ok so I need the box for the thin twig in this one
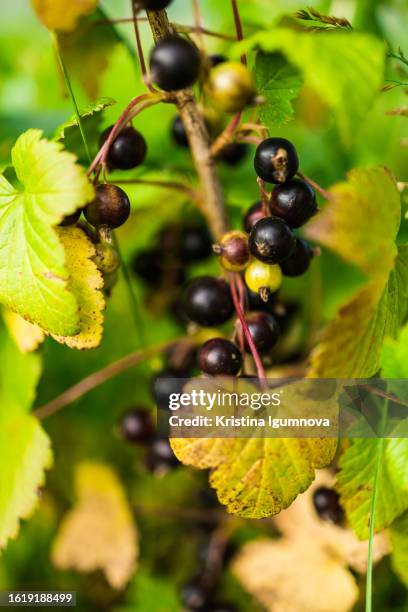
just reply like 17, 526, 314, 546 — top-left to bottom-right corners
211, 112, 242, 157
113, 178, 198, 201
192, 0, 205, 50
91, 17, 236, 40
297, 171, 333, 201
231, 0, 246, 65
34, 339, 180, 420
257, 177, 270, 216
131, 1, 156, 92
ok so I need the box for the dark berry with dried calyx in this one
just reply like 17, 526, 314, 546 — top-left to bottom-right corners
242, 312, 280, 353
149, 35, 201, 91
145, 437, 179, 473
249, 217, 296, 264
280, 238, 315, 277
171, 115, 189, 147
213, 230, 250, 272
59, 209, 82, 227
139, 0, 172, 9
220, 142, 248, 166
198, 338, 242, 376
254, 137, 299, 184
100, 125, 147, 170
246, 287, 277, 312
119, 408, 155, 444
84, 184, 131, 229
271, 178, 317, 228
180, 225, 212, 263
243, 201, 265, 233
184, 276, 234, 327
313, 487, 344, 525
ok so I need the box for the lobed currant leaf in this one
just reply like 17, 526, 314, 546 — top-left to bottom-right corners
3, 309, 45, 354
31, 0, 97, 32
0, 129, 94, 337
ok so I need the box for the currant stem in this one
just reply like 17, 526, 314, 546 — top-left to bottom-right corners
113, 178, 198, 201
257, 177, 270, 216
229, 273, 267, 384
231, 0, 247, 65
211, 112, 242, 157
297, 171, 333, 201
131, 1, 156, 92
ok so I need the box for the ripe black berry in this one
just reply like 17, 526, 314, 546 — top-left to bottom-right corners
271, 179, 317, 228
180, 225, 212, 263
249, 217, 296, 264
242, 201, 265, 233
280, 238, 314, 277
60, 209, 82, 226
171, 115, 189, 147
198, 338, 242, 376
84, 184, 131, 229
119, 408, 155, 444
209, 54, 227, 67
207, 61, 256, 113
246, 287, 277, 312
242, 312, 280, 353
100, 125, 147, 170
151, 368, 185, 409
220, 142, 248, 166
131, 249, 163, 285
254, 137, 299, 184
139, 0, 172, 9
184, 276, 234, 327
313, 487, 344, 524
149, 36, 201, 91
213, 230, 250, 272
145, 437, 179, 473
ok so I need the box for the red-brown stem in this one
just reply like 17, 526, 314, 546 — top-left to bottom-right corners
236, 274, 246, 364
92, 18, 235, 40
231, 0, 246, 65
257, 177, 270, 216
131, 1, 156, 92
211, 112, 242, 156
297, 171, 333, 201
113, 178, 198, 201
192, 0, 205, 49
229, 273, 267, 384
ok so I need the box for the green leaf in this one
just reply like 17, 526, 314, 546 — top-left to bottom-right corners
381, 323, 408, 377
0, 327, 52, 552
337, 435, 408, 539
238, 28, 385, 143
55, 97, 116, 164
0, 129, 94, 336
255, 52, 302, 127
389, 512, 408, 586
117, 570, 180, 612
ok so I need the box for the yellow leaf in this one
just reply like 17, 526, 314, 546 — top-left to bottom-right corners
52, 227, 105, 350
3, 309, 45, 353
31, 0, 97, 32
52, 462, 138, 589
232, 470, 389, 612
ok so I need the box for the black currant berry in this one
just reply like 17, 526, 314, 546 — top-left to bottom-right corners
184, 276, 234, 327
213, 230, 250, 272
84, 184, 131, 229
131, 249, 163, 285
149, 36, 201, 91
59, 209, 82, 227
151, 368, 185, 409
180, 225, 212, 263
243, 201, 265, 233
119, 408, 155, 444
209, 54, 227, 67
313, 487, 344, 525
171, 115, 189, 147
280, 238, 314, 277
243, 312, 280, 353
246, 287, 276, 312
181, 581, 208, 610
220, 142, 248, 166
100, 125, 147, 170
198, 338, 242, 376
271, 179, 317, 228
145, 437, 179, 473
254, 137, 299, 184
139, 0, 172, 9
249, 217, 296, 264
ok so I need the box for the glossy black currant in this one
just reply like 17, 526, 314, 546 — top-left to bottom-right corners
149, 36, 201, 91
249, 217, 296, 264
271, 178, 317, 228
100, 125, 147, 170
244, 312, 280, 353
313, 486, 344, 524
243, 201, 265, 233
180, 225, 212, 262
145, 437, 179, 472
198, 338, 242, 376
246, 287, 277, 312
184, 276, 234, 327
254, 137, 299, 184
119, 408, 155, 444
280, 238, 314, 277
220, 142, 248, 166
84, 184, 131, 228
171, 115, 189, 147
139, 0, 172, 9
131, 249, 163, 285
